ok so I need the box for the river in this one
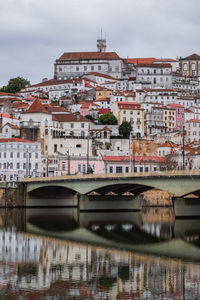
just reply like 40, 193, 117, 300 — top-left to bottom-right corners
0, 207, 200, 299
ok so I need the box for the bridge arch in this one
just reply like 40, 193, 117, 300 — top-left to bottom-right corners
26, 185, 78, 207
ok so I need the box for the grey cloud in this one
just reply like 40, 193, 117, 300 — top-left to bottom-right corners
0, 0, 200, 86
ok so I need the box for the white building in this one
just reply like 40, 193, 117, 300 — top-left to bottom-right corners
136, 63, 172, 88
186, 119, 200, 143
0, 138, 41, 181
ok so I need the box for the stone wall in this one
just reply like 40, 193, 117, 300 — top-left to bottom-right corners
142, 190, 173, 206
0, 187, 18, 207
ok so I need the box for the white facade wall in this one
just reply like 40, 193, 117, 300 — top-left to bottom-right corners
20, 112, 53, 138
45, 137, 93, 157
137, 66, 172, 88
56, 59, 123, 79
0, 141, 41, 181
186, 120, 200, 143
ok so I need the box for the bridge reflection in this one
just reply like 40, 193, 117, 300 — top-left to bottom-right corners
0, 224, 200, 299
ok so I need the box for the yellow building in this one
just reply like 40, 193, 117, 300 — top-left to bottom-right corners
110, 101, 145, 137
96, 87, 112, 100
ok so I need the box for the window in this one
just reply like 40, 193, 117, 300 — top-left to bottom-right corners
81, 131, 85, 137
140, 166, 143, 172
98, 65, 101, 71
62, 162, 65, 170
126, 167, 129, 173
70, 123, 74, 128
4, 163, 6, 169
78, 164, 81, 173
91, 66, 94, 71
17, 163, 20, 169
84, 66, 87, 71
10, 163, 13, 169
116, 166, 122, 173
109, 166, 113, 173
23, 163, 26, 169
35, 153, 38, 159
76, 66, 79, 71
81, 123, 85, 128
10, 152, 13, 158
4, 152, 6, 158
83, 164, 86, 173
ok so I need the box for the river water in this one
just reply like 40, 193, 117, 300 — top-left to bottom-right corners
0, 207, 200, 299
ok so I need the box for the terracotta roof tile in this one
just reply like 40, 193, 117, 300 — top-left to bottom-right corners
4, 122, 19, 129
58, 52, 120, 61
0, 138, 34, 143
52, 113, 91, 123
125, 58, 156, 64
25, 99, 50, 114
181, 53, 200, 60
102, 155, 165, 162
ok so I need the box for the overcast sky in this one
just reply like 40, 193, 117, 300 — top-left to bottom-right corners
0, 0, 199, 86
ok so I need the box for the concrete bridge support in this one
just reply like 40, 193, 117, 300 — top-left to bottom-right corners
79, 194, 143, 211
173, 197, 200, 217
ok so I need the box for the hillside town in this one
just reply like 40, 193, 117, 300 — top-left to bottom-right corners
1, 39, 200, 182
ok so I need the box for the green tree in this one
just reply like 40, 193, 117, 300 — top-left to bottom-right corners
85, 114, 95, 121
1, 76, 30, 93
98, 113, 117, 125
119, 121, 132, 138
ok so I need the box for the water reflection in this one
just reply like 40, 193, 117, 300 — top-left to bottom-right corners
0, 208, 200, 299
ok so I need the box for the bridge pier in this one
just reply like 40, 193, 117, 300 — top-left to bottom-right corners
79, 194, 143, 211
173, 197, 200, 217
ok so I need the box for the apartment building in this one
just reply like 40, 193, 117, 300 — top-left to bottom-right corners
0, 138, 41, 181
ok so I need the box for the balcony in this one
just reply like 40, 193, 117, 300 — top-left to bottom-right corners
20, 121, 40, 128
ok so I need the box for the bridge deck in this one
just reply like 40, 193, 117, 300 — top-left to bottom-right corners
23, 170, 200, 183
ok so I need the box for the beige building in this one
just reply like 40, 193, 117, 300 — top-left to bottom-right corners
110, 102, 145, 137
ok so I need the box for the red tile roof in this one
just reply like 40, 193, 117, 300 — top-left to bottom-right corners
25, 99, 50, 114
4, 122, 19, 129
167, 103, 184, 108
187, 119, 200, 123
117, 102, 141, 109
58, 52, 120, 61
0, 113, 18, 120
52, 113, 91, 123
102, 155, 165, 162
0, 138, 34, 143
0, 92, 20, 97
84, 72, 117, 80
125, 58, 156, 64
30, 78, 83, 88
137, 63, 172, 68
98, 108, 111, 114
181, 53, 200, 60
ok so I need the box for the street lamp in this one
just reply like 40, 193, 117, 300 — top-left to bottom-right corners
182, 125, 185, 170
133, 133, 136, 172
67, 150, 70, 175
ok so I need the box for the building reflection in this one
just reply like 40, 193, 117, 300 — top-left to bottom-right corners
0, 227, 200, 299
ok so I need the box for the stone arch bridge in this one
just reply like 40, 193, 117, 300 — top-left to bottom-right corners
21, 170, 200, 216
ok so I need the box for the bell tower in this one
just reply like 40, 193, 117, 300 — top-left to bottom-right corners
97, 30, 106, 52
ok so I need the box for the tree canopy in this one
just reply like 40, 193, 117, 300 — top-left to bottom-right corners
98, 113, 117, 125
119, 121, 132, 138
0, 76, 30, 93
